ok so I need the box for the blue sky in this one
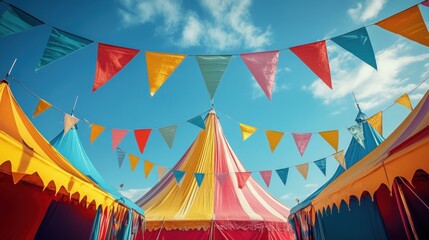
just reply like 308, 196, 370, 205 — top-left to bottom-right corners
1, 0, 428, 208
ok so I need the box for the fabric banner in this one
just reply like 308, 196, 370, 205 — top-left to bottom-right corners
236, 172, 251, 189
159, 125, 177, 148
128, 154, 140, 171
64, 114, 79, 135
333, 150, 346, 169
348, 124, 365, 148
173, 170, 186, 185
331, 27, 377, 70
240, 50, 279, 100
292, 133, 312, 156
187, 115, 206, 129
0, 5, 43, 37
33, 99, 51, 117
265, 130, 284, 152
319, 130, 339, 151
146, 52, 186, 96
196, 55, 232, 99
37, 28, 93, 70
376, 6, 429, 47
240, 123, 257, 141
144, 160, 154, 178
90, 123, 105, 143
276, 168, 289, 185
216, 173, 229, 186
93, 43, 139, 92
290, 40, 332, 89
117, 148, 126, 168
296, 163, 309, 180
314, 158, 327, 176
395, 93, 413, 110
194, 173, 205, 187
367, 111, 383, 136
134, 129, 152, 154
112, 129, 128, 150
259, 170, 272, 187
422, 0, 429, 7
157, 166, 167, 180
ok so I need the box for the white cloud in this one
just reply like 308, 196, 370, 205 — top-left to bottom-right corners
348, 0, 387, 23
305, 183, 319, 188
180, 14, 203, 47
281, 193, 293, 200
120, 188, 150, 201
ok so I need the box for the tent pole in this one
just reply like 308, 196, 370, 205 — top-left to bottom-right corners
396, 178, 419, 239
71, 96, 79, 115
209, 219, 214, 240
155, 219, 165, 240
393, 179, 417, 240
402, 179, 429, 211
5, 58, 17, 79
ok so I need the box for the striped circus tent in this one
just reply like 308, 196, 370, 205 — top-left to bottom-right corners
136, 110, 295, 239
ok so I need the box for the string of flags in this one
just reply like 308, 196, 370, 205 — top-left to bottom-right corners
1, 2, 429, 100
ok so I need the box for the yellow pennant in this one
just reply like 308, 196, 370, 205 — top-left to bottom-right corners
129, 154, 140, 171
333, 150, 346, 169
367, 112, 383, 136
319, 130, 339, 152
395, 94, 413, 110
265, 130, 284, 152
296, 163, 309, 180
158, 166, 167, 180
146, 52, 186, 96
33, 99, 52, 117
144, 160, 155, 178
240, 123, 257, 141
90, 123, 105, 143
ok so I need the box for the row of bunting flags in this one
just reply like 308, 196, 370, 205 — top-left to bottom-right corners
1, 2, 429, 100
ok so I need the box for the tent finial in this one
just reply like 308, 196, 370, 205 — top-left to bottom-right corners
3, 58, 17, 83
352, 92, 361, 112
71, 96, 79, 115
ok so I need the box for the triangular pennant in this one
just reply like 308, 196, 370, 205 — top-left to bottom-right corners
331, 27, 377, 70
64, 114, 79, 135
395, 94, 413, 110
117, 148, 126, 168
93, 43, 139, 92
376, 6, 429, 47
276, 168, 289, 185
259, 170, 272, 187
144, 160, 154, 178
196, 55, 232, 99
348, 124, 365, 148
146, 52, 186, 96
422, 0, 429, 7
333, 150, 346, 169
240, 50, 279, 100
159, 125, 177, 148
216, 173, 229, 186
314, 158, 327, 176
32, 99, 52, 117
296, 163, 309, 180
265, 130, 284, 152
90, 123, 105, 143
292, 133, 312, 156
112, 129, 128, 150
194, 173, 205, 187
290, 41, 332, 89
134, 129, 152, 154
128, 154, 140, 172
173, 170, 186, 185
235, 172, 252, 189
0, 5, 43, 37
37, 28, 93, 70
367, 112, 383, 136
240, 123, 257, 141
319, 130, 339, 152
187, 115, 206, 129
157, 166, 167, 180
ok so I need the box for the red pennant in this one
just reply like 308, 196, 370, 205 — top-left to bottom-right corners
216, 173, 229, 186
93, 43, 140, 92
112, 129, 128, 150
290, 41, 332, 89
134, 129, 152, 154
259, 170, 272, 187
235, 172, 252, 189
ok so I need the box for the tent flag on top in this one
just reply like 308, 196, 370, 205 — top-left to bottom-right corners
348, 124, 365, 148
187, 115, 206, 129
367, 111, 383, 136
236, 172, 252, 189
333, 150, 346, 169
319, 130, 339, 151
93, 43, 139, 92
33, 99, 51, 117
395, 93, 413, 110
146, 52, 186, 96
330, 27, 377, 70
296, 163, 309, 180
290, 40, 332, 89
265, 130, 284, 152
64, 114, 79, 135
292, 133, 312, 156
37, 28, 93, 70
240, 50, 279, 100
157, 166, 167, 180
276, 168, 289, 185
144, 160, 154, 178
134, 129, 152, 154
159, 125, 177, 148
216, 173, 229, 186
376, 6, 429, 47
0, 4, 43, 37
314, 158, 327, 176
173, 170, 186, 185
196, 55, 232, 99
240, 123, 257, 141
117, 148, 126, 168
112, 129, 128, 150
129, 154, 140, 171
259, 170, 272, 187
90, 123, 105, 143
194, 173, 205, 187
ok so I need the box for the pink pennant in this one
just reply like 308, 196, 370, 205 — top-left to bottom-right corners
240, 50, 279, 100
112, 129, 128, 150
290, 41, 332, 89
259, 170, 272, 187
216, 173, 229, 186
292, 133, 312, 156
235, 172, 252, 189
421, 0, 429, 7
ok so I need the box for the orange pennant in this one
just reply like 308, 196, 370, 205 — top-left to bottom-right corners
128, 154, 140, 172
265, 130, 284, 152
395, 94, 413, 110
90, 123, 105, 143
296, 163, 309, 180
319, 130, 339, 152
333, 150, 346, 169
33, 99, 52, 117
239, 123, 257, 141
367, 112, 383, 136
144, 160, 154, 178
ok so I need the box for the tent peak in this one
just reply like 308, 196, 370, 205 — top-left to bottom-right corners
209, 108, 216, 115
0, 79, 9, 85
